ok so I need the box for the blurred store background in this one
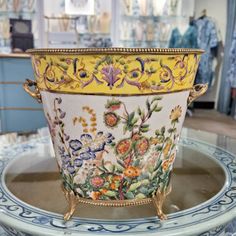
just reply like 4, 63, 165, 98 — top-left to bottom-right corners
0, 0, 236, 139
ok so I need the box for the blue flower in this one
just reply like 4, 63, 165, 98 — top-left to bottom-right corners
67, 165, 76, 174
69, 139, 82, 151
105, 133, 114, 144
62, 155, 71, 165
74, 158, 83, 167
90, 143, 105, 152
80, 134, 93, 142
58, 146, 66, 155
79, 151, 96, 160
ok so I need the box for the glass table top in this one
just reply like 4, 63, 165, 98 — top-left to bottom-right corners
3, 131, 226, 219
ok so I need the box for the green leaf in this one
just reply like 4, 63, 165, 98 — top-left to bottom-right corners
151, 96, 163, 103
123, 125, 128, 134
131, 117, 139, 125
97, 166, 106, 173
133, 159, 140, 167
139, 187, 148, 195
146, 99, 151, 112
110, 142, 116, 147
140, 127, 149, 133
155, 107, 163, 112
116, 164, 125, 172
150, 170, 159, 180
103, 182, 110, 188
137, 107, 142, 116
125, 191, 135, 199
117, 160, 126, 168
128, 112, 135, 123
135, 193, 146, 199
104, 190, 117, 197
137, 173, 149, 180
155, 129, 160, 136
129, 182, 142, 191
141, 179, 150, 185
161, 126, 165, 134
156, 145, 163, 151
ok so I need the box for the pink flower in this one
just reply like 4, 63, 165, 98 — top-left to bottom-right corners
90, 176, 105, 188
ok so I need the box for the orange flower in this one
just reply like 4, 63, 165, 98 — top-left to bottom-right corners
91, 191, 101, 200
110, 182, 117, 190
169, 153, 175, 163
124, 166, 141, 178
116, 139, 132, 156
100, 189, 108, 194
162, 160, 169, 171
163, 140, 172, 158
104, 112, 120, 127
113, 175, 122, 181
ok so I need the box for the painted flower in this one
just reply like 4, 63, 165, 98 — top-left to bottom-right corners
101, 65, 121, 89
134, 137, 150, 156
131, 133, 142, 141
124, 166, 141, 178
170, 105, 182, 122
69, 132, 114, 165
112, 175, 122, 182
90, 132, 114, 152
79, 151, 96, 160
100, 188, 108, 195
115, 139, 132, 156
74, 158, 83, 167
91, 191, 101, 200
69, 139, 82, 151
105, 99, 122, 111
110, 182, 117, 190
104, 112, 120, 127
90, 176, 105, 188
169, 153, 176, 163
163, 139, 172, 158
67, 165, 76, 175
162, 160, 170, 172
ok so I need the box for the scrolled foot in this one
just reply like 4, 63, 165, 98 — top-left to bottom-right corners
152, 186, 172, 220
61, 185, 78, 221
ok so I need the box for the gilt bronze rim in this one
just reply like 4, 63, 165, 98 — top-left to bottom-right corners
26, 47, 204, 55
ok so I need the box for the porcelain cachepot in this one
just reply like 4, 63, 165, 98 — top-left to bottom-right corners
24, 48, 207, 221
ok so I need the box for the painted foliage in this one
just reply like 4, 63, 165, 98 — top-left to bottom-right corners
46, 95, 183, 201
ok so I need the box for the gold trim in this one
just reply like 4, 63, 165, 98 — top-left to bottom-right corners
0, 81, 24, 85
26, 47, 204, 55
62, 185, 171, 221
40, 88, 191, 97
0, 107, 43, 111
23, 79, 42, 103
75, 196, 152, 207
188, 84, 208, 105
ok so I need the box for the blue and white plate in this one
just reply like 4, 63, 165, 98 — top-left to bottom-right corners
0, 137, 236, 236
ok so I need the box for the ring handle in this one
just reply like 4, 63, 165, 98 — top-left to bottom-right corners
188, 84, 208, 105
23, 79, 42, 103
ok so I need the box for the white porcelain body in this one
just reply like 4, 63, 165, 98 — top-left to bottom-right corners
41, 90, 189, 200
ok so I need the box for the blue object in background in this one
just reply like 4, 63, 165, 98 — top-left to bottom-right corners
0, 56, 46, 133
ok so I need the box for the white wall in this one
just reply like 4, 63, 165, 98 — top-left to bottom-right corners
194, 0, 227, 42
